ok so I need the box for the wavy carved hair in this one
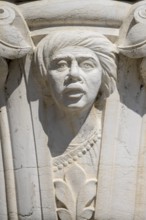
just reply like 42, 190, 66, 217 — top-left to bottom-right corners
35, 30, 118, 107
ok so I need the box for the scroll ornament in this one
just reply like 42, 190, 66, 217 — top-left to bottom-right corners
0, 2, 34, 60
118, 3, 146, 58
118, 1, 146, 85
118, 2, 146, 58
54, 164, 97, 220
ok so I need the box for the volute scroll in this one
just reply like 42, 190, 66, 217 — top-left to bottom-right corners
0, 2, 34, 60
118, 1, 146, 58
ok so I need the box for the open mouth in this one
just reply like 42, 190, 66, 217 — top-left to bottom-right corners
63, 84, 85, 98
65, 92, 84, 98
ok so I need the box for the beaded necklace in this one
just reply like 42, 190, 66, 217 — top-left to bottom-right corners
52, 128, 100, 172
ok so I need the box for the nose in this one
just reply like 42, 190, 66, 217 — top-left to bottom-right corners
69, 60, 81, 81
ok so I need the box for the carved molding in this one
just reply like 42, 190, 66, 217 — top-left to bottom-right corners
18, 0, 131, 30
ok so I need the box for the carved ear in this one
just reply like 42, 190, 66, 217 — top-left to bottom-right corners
0, 2, 34, 59
118, 2, 146, 58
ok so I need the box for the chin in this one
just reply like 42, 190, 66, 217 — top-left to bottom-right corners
64, 104, 85, 112
54, 96, 95, 113
62, 101, 94, 113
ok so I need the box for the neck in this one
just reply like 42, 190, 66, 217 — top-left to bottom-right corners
48, 104, 99, 157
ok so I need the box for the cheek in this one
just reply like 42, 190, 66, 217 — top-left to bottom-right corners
49, 70, 67, 84
48, 73, 64, 94
86, 70, 102, 90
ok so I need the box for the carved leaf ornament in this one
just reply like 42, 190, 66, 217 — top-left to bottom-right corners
54, 164, 97, 220
0, 2, 34, 60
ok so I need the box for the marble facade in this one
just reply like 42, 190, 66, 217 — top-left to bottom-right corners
0, 0, 146, 219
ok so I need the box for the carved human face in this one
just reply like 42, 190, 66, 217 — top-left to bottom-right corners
48, 46, 102, 112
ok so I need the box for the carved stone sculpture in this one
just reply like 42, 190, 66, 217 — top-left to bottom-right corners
34, 30, 117, 220
1, 0, 146, 220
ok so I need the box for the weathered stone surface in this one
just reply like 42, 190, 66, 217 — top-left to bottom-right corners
0, 0, 146, 219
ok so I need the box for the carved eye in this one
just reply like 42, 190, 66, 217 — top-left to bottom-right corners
57, 60, 69, 71
80, 60, 96, 71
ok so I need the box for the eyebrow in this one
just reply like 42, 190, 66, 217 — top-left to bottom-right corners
51, 55, 72, 62
51, 55, 98, 62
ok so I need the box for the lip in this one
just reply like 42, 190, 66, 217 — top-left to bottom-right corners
63, 83, 85, 97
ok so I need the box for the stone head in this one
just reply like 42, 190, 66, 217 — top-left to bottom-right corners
35, 30, 117, 111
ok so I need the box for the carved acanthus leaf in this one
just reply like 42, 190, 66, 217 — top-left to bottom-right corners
77, 179, 97, 219
79, 207, 95, 220
57, 208, 73, 220
54, 164, 97, 220
54, 179, 75, 215
0, 2, 34, 59
65, 163, 86, 198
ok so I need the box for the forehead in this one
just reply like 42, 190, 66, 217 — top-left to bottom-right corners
51, 46, 99, 61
